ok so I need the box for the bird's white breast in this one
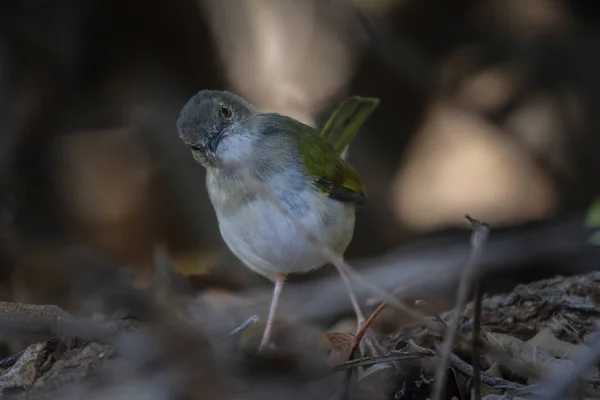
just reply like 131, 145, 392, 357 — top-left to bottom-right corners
206, 169, 356, 278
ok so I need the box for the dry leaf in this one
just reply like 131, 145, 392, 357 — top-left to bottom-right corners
0, 342, 48, 393
527, 328, 582, 359
326, 331, 356, 365
485, 332, 576, 379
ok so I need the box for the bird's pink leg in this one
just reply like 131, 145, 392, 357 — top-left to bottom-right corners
259, 273, 286, 351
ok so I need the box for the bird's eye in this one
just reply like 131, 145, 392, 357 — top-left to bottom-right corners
220, 105, 232, 119
190, 144, 202, 151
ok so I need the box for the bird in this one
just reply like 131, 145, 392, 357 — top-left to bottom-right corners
176, 90, 371, 351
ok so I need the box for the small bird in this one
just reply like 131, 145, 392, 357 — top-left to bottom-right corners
177, 90, 369, 350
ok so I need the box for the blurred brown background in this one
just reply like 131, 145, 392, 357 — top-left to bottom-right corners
0, 0, 599, 311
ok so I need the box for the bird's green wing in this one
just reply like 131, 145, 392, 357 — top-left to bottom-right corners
320, 96, 380, 156
299, 131, 366, 205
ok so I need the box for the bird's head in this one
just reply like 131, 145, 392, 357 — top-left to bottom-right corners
177, 90, 258, 168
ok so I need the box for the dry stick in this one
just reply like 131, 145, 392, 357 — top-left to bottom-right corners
471, 277, 483, 400
412, 341, 524, 390
229, 315, 259, 336
335, 350, 433, 370
430, 215, 490, 400
420, 294, 548, 392
222, 160, 421, 321
441, 347, 524, 390
440, 317, 547, 394
542, 323, 600, 400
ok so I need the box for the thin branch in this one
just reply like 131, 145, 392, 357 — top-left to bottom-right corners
431, 215, 491, 400
229, 315, 259, 336
409, 341, 524, 390
472, 276, 484, 400
443, 348, 524, 390
334, 350, 433, 370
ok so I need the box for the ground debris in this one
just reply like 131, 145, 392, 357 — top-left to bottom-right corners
385, 271, 600, 399
0, 272, 598, 399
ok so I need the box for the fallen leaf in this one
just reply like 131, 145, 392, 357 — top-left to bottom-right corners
527, 328, 582, 359
0, 342, 47, 393
326, 331, 356, 364
485, 332, 584, 380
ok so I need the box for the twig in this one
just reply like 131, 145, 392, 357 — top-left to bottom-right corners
472, 276, 484, 400
409, 341, 524, 391
335, 350, 433, 370
431, 215, 490, 400
229, 315, 259, 336
436, 346, 524, 390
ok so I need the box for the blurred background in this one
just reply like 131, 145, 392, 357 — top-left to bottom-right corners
1, 0, 600, 344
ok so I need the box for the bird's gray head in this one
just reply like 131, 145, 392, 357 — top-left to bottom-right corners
177, 90, 258, 168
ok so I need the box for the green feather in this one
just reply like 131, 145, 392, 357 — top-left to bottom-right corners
298, 126, 366, 205
257, 103, 371, 205
320, 96, 380, 157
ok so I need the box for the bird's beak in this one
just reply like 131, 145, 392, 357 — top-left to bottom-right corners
207, 129, 226, 155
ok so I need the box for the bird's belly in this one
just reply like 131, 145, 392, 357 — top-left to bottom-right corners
215, 198, 355, 278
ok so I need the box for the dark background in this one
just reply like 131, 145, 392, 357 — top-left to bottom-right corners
0, 0, 599, 314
